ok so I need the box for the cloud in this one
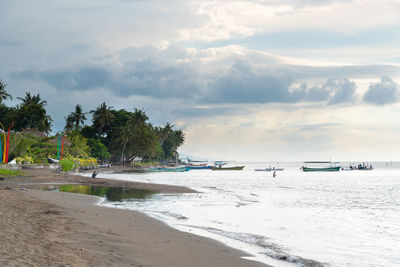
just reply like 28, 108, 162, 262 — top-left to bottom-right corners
327, 79, 356, 105
286, 122, 343, 131
11, 46, 399, 107
172, 106, 241, 118
363, 77, 399, 105
12, 66, 111, 92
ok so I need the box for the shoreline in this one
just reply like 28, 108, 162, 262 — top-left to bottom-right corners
0, 167, 269, 267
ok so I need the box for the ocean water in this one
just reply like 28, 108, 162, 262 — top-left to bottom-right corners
91, 162, 400, 267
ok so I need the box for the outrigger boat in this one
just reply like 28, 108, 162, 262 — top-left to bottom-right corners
186, 159, 212, 170
345, 163, 373, 171
211, 161, 245, 170
47, 157, 59, 164
301, 161, 341, 172
148, 166, 189, 172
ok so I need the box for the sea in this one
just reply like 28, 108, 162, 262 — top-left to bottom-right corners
90, 162, 400, 267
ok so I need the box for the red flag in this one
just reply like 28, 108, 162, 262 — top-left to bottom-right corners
5, 123, 12, 163
60, 131, 68, 160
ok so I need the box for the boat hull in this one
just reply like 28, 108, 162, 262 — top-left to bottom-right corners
47, 157, 59, 164
301, 166, 341, 172
211, 166, 245, 170
148, 166, 189, 172
187, 165, 212, 170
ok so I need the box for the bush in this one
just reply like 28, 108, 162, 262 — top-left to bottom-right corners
60, 159, 76, 172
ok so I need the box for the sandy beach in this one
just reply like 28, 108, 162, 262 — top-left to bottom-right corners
0, 167, 269, 267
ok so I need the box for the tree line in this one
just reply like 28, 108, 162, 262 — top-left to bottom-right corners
0, 79, 184, 163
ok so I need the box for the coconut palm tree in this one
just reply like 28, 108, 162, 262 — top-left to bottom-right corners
91, 102, 114, 137
0, 80, 12, 103
114, 124, 132, 165
16, 92, 52, 133
155, 123, 184, 160
67, 104, 87, 130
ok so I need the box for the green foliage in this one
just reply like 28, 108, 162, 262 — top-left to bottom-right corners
15, 92, 52, 134
66, 133, 90, 158
0, 80, 12, 103
0, 79, 185, 164
9, 133, 53, 163
91, 102, 115, 137
81, 125, 97, 139
60, 159, 75, 172
155, 123, 185, 160
0, 169, 24, 177
64, 104, 87, 131
87, 138, 110, 160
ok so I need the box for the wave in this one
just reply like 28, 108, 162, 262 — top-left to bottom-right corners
187, 225, 327, 267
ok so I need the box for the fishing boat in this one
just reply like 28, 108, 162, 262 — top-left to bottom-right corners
186, 159, 212, 170
148, 166, 189, 172
187, 164, 212, 170
211, 161, 245, 170
344, 163, 374, 171
47, 157, 59, 164
356, 163, 373, 170
301, 161, 341, 172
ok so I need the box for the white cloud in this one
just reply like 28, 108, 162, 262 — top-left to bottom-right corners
363, 77, 399, 105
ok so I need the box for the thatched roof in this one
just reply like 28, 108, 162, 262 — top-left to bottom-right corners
21, 129, 47, 138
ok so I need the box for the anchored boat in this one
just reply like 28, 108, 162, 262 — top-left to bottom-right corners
186, 159, 212, 170
148, 166, 189, 172
211, 161, 245, 170
301, 161, 341, 172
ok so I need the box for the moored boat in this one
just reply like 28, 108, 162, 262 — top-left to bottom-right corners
148, 166, 189, 172
47, 157, 59, 164
301, 161, 341, 172
211, 161, 245, 170
186, 159, 212, 170
187, 164, 212, 170
211, 166, 245, 170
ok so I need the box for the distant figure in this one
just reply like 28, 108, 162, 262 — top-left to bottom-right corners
273, 171, 277, 178
92, 171, 98, 178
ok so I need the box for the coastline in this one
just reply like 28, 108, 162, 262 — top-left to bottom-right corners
0, 167, 269, 267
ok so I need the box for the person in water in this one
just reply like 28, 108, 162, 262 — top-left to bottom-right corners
273, 171, 277, 178
92, 171, 98, 178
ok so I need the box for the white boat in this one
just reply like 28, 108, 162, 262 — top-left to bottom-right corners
47, 157, 59, 164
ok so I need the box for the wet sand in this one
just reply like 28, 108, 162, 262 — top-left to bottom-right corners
0, 167, 269, 267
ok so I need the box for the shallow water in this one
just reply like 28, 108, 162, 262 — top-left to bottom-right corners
51, 184, 156, 202
89, 162, 400, 267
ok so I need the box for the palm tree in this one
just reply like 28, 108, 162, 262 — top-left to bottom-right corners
155, 123, 185, 160
91, 102, 114, 137
17, 92, 46, 106
0, 80, 12, 103
130, 108, 148, 130
114, 124, 132, 165
64, 114, 74, 131
68, 104, 87, 130
16, 92, 52, 133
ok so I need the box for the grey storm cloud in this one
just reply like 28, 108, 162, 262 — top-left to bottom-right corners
12, 66, 111, 91
363, 77, 399, 105
10, 48, 398, 106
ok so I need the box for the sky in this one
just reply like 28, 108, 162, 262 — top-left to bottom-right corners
1, 0, 400, 161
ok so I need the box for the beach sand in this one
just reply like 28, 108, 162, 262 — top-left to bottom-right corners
0, 167, 269, 267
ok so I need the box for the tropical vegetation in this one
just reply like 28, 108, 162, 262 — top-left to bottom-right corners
0, 79, 185, 165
